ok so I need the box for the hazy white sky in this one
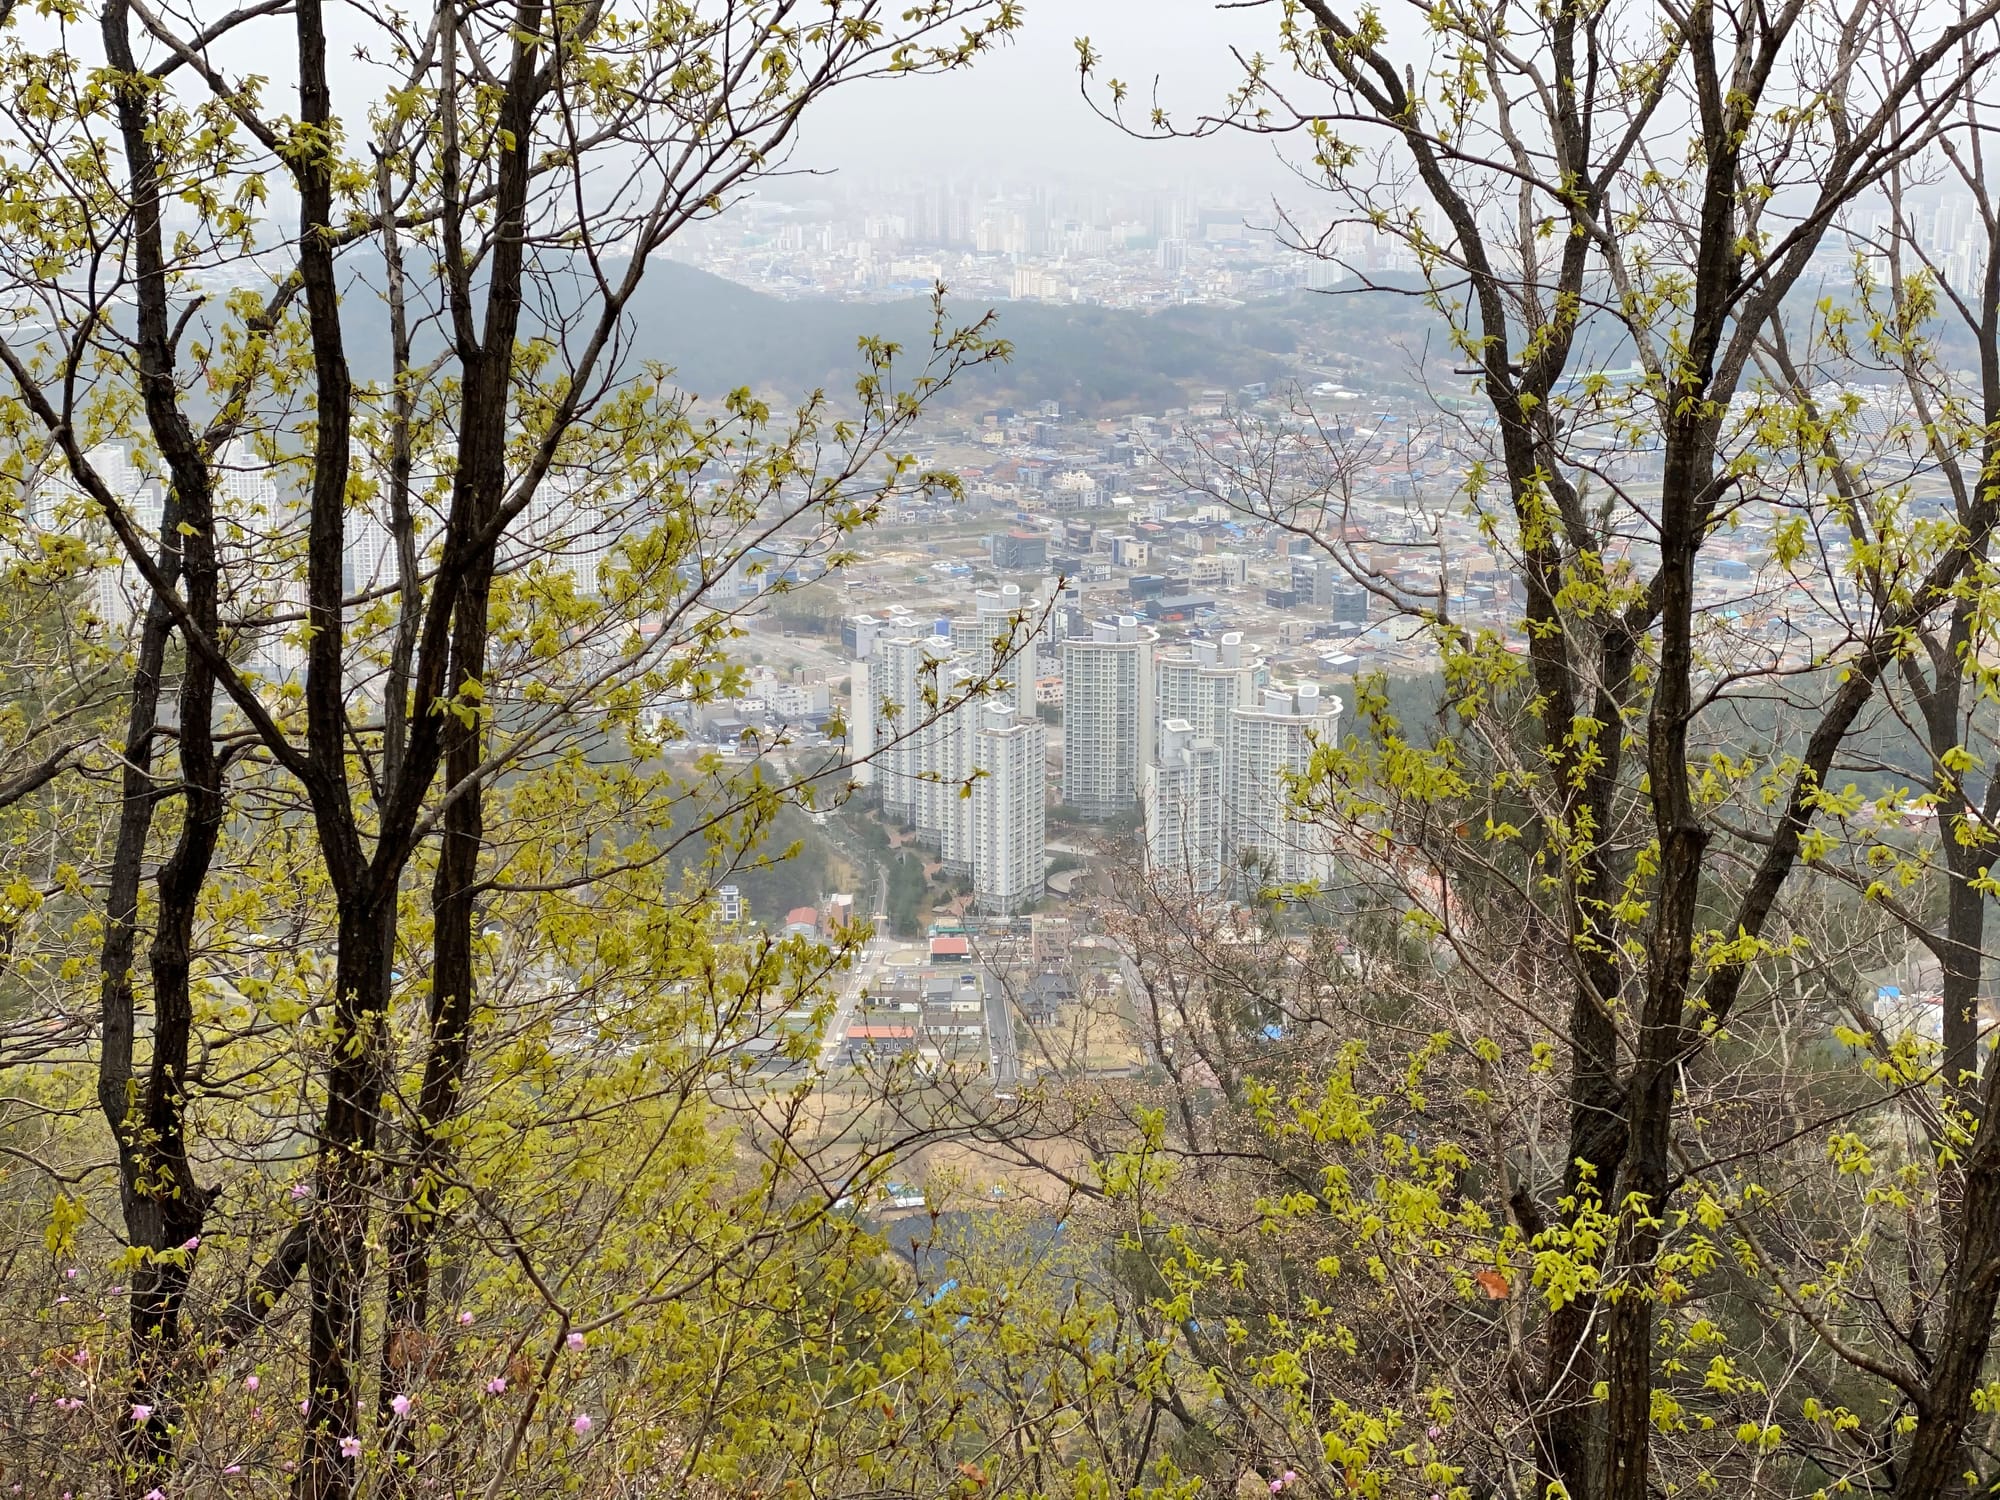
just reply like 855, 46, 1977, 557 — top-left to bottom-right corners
28, 0, 1306, 198
791, 0, 1306, 188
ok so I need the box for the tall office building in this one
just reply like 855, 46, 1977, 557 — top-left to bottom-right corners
1145, 718, 1224, 894
1291, 557, 1371, 624
1061, 615, 1156, 817
1225, 682, 1343, 889
1154, 631, 1266, 746
971, 703, 1047, 915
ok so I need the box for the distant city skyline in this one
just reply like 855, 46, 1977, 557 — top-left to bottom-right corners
660, 172, 1360, 305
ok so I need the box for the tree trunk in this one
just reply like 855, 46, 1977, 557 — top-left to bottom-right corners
377, 561, 494, 1471
300, 895, 397, 1498
100, 0, 232, 1479
1896, 1052, 2000, 1500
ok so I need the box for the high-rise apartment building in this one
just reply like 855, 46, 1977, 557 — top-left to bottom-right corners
866, 632, 958, 825
948, 584, 1039, 719
857, 628, 1047, 916
1225, 683, 1343, 889
1154, 631, 1266, 746
971, 703, 1047, 915
848, 658, 875, 786
924, 654, 981, 873
1145, 719, 1224, 894
1061, 615, 1156, 817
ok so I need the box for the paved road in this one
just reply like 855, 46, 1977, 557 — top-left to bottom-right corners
820, 939, 886, 1069
983, 970, 1020, 1087
1108, 942, 1160, 1066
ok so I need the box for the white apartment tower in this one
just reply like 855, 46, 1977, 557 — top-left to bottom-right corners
1145, 718, 1224, 894
848, 657, 875, 785
1225, 682, 1343, 890
858, 628, 1047, 916
948, 583, 1039, 718
1061, 615, 1156, 818
22, 444, 164, 629
867, 632, 957, 825
924, 655, 981, 873
213, 441, 306, 683
971, 703, 1047, 915
1154, 631, 1266, 745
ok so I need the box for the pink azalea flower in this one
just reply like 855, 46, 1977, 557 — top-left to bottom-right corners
457, 1311, 474, 1327
299, 1400, 310, 1415
145, 1491, 164, 1500
131, 1404, 153, 1423
485, 1377, 507, 1396
572, 1412, 593, 1434
390, 1394, 412, 1418
181, 1237, 200, 1252
63, 1267, 76, 1279
290, 1183, 310, 1199
339, 1435, 362, 1459
224, 1466, 241, 1475
244, 1375, 259, 1392
566, 1331, 586, 1351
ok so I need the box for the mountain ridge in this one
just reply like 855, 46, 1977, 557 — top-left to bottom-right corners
328, 252, 1438, 415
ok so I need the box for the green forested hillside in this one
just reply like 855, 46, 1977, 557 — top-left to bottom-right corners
608, 263, 1443, 410
333, 253, 1441, 412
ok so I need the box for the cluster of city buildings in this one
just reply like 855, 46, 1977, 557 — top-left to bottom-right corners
1058, 619, 1344, 895
1146, 636, 1343, 894
668, 173, 1978, 318
859, 384, 1918, 673
662, 175, 1360, 307
847, 579, 1345, 913
841, 931, 989, 1072
850, 584, 1047, 917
